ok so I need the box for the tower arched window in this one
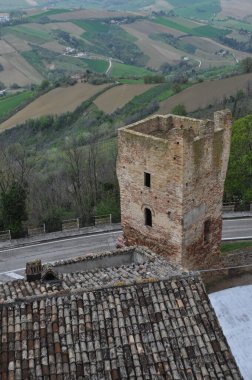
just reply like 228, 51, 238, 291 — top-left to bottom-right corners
145, 208, 152, 227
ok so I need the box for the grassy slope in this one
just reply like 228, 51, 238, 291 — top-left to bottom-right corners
26, 9, 71, 21
41, 0, 154, 11
4, 25, 53, 44
154, 17, 229, 38
169, 0, 221, 20
221, 241, 252, 253
73, 20, 110, 36
21, 50, 47, 76
78, 58, 108, 73
73, 19, 136, 43
216, 19, 252, 33
0, 91, 33, 120
110, 62, 153, 77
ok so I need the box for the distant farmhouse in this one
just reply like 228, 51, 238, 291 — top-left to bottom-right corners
0, 13, 10, 23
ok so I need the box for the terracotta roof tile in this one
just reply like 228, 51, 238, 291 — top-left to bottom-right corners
0, 275, 242, 379
0, 248, 243, 379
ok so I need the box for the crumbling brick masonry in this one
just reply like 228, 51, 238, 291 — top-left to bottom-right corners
117, 110, 232, 270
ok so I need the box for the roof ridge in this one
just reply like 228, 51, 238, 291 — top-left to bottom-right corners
0, 273, 200, 307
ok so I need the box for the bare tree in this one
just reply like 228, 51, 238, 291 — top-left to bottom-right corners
0, 143, 34, 193
63, 139, 93, 223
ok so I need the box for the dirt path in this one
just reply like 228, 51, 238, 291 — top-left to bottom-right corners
106, 59, 112, 75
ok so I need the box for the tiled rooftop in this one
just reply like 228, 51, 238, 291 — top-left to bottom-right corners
0, 247, 243, 379
0, 276, 242, 380
0, 247, 181, 304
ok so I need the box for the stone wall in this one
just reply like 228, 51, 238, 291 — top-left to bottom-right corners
201, 247, 252, 292
117, 115, 184, 264
117, 110, 232, 270
181, 110, 232, 269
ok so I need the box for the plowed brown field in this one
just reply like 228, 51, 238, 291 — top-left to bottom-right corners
158, 73, 252, 114
122, 23, 183, 69
0, 52, 43, 87
94, 84, 156, 114
3, 35, 31, 52
0, 40, 15, 54
124, 20, 185, 38
0, 83, 109, 132
220, 0, 252, 18
50, 9, 137, 21
47, 22, 85, 35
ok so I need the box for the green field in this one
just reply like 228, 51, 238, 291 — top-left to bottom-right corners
53, 55, 91, 72
118, 78, 145, 84
81, 59, 109, 73
50, 0, 154, 11
194, 25, 229, 38
110, 62, 152, 77
73, 20, 146, 67
201, 67, 237, 80
5, 25, 52, 44
216, 19, 252, 33
154, 17, 229, 39
155, 82, 191, 102
169, 0, 221, 20
0, 91, 33, 120
154, 17, 194, 34
73, 20, 136, 42
150, 33, 196, 54
21, 50, 47, 76
73, 20, 110, 40
26, 9, 70, 22
221, 241, 252, 253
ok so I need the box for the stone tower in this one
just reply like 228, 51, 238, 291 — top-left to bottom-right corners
117, 110, 232, 269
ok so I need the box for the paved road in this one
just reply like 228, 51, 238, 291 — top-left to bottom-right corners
0, 231, 121, 282
222, 218, 252, 240
0, 218, 251, 282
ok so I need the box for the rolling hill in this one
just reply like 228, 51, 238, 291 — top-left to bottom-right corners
0, 1, 251, 89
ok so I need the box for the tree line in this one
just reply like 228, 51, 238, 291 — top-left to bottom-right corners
0, 139, 119, 238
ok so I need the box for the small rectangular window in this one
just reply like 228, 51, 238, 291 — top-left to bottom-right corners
204, 220, 211, 243
144, 172, 151, 188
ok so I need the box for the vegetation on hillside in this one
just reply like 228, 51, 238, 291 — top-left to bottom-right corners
73, 20, 148, 66
0, 1, 252, 235
168, 0, 221, 20
225, 115, 252, 206
0, 91, 33, 122
0, 67, 251, 237
150, 33, 196, 54
153, 16, 229, 39
0, 81, 165, 234
221, 241, 252, 253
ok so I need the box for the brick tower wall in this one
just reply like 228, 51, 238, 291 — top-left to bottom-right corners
117, 116, 184, 263
181, 110, 232, 269
117, 111, 232, 269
